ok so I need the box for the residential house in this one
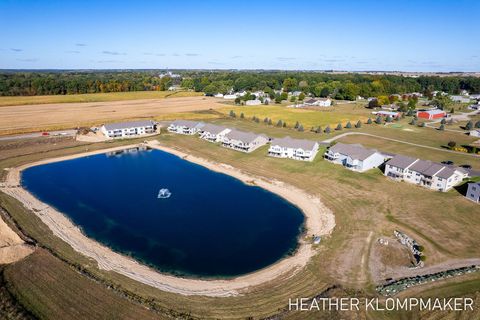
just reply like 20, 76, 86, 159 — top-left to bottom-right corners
268, 136, 319, 161
375, 110, 401, 119
416, 109, 446, 120
199, 124, 231, 143
450, 95, 471, 103
303, 98, 332, 107
466, 182, 480, 203
214, 93, 224, 98
385, 155, 468, 192
223, 94, 237, 99
324, 143, 387, 172
470, 129, 480, 137
167, 120, 205, 135
246, 99, 262, 106
221, 129, 268, 153
100, 120, 156, 138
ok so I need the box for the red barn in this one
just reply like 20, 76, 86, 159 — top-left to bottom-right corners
416, 109, 446, 120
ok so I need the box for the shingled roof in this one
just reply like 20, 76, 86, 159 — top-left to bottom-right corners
201, 124, 229, 135
104, 120, 155, 131
270, 136, 318, 150
328, 143, 378, 161
225, 129, 267, 144
386, 155, 418, 169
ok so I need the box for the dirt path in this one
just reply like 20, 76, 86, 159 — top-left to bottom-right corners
0, 141, 335, 297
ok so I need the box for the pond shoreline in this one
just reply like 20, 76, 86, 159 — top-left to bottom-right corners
0, 140, 335, 297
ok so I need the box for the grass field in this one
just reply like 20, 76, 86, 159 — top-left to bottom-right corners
220, 102, 372, 129
1, 130, 479, 319
0, 90, 203, 107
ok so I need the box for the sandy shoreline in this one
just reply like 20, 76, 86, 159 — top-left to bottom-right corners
0, 141, 335, 297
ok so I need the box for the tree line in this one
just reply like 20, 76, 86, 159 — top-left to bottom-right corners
1, 70, 480, 99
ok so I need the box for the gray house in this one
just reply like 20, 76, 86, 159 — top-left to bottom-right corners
221, 129, 268, 153
466, 182, 480, 203
324, 143, 387, 172
167, 120, 205, 135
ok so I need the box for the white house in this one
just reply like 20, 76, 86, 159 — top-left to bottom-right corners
470, 129, 480, 137
384, 155, 468, 192
224, 94, 237, 100
268, 136, 319, 161
246, 99, 262, 106
100, 120, 156, 138
450, 95, 471, 103
324, 143, 387, 172
214, 93, 224, 98
303, 98, 332, 107
199, 124, 231, 143
466, 182, 480, 203
221, 129, 268, 153
167, 120, 205, 135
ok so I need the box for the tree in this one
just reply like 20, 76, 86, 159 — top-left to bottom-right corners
315, 126, 322, 133
440, 118, 446, 125
283, 121, 287, 128
276, 120, 283, 127
335, 123, 343, 130
431, 95, 452, 110
324, 126, 331, 134
282, 78, 297, 92
251, 115, 257, 121
297, 124, 304, 132
448, 141, 456, 149
465, 121, 473, 130
294, 121, 300, 129
450, 107, 455, 114
407, 99, 417, 110
375, 116, 383, 124
280, 92, 288, 101
345, 121, 352, 129
298, 92, 306, 101
355, 120, 362, 128
290, 96, 296, 103
275, 94, 282, 104
367, 118, 373, 124
475, 120, 480, 128
240, 112, 244, 119
263, 117, 269, 123
234, 97, 241, 105
410, 118, 417, 125
439, 124, 445, 131
254, 117, 260, 123
229, 110, 236, 117
268, 118, 273, 125
418, 122, 426, 127
385, 115, 393, 123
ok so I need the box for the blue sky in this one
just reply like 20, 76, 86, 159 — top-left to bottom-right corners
1, 0, 479, 71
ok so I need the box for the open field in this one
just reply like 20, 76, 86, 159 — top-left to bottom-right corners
0, 90, 203, 107
0, 130, 478, 319
219, 102, 372, 129
0, 96, 227, 135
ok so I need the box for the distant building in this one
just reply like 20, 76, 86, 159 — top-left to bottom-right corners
450, 95, 471, 103
223, 94, 237, 100
416, 109, 446, 120
214, 93, 224, 98
375, 111, 401, 119
384, 155, 468, 192
100, 120, 156, 138
324, 143, 387, 172
268, 136, 319, 161
167, 85, 181, 91
466, 182, 480, 203
159, 71, 181, 79
168, 120, 205, 135
303, 98, 332, 107
199, 124, 231, 143
245, 99, 262, 106
221, 129, 268, 153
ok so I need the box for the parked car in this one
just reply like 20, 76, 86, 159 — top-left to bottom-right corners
460, 164, 472, 169
441, 160, 454, 165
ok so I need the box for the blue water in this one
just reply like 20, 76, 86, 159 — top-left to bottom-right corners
21, 148, 304, 278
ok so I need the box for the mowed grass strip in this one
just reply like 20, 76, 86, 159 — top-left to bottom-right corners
0, 90, 203, 107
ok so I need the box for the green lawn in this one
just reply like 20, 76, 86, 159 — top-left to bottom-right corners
0, 90, 203, 106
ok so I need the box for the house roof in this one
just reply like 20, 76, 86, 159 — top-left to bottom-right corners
104, 120, 154, 131
170, 120, 205, 129
305, 98, 329, 104
270, 136, 318, 150
435, 167, 457, 179
225, 129, 267, 144
418, 109, 446, 115
201, 124, 229, 135
386, 155, 418, 169
328, 143, 378, 161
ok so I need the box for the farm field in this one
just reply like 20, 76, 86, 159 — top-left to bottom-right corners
0, 96, 227, 135
0, 90, 203, 107
1, 133, 479, 319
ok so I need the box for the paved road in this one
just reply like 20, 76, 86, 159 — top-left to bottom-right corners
323, 132, 480, 158
0, 129, 77, 142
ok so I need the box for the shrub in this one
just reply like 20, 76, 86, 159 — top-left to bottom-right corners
276, 120, 283, 127
385, 115, 393, 123
240, 112, 244, 119
268, 118, 272, 125
410, 118, 417, 125
335, 123, 342, 131
324, 126, 331, 134
297, 124, 304, 132
465, 121, 473, 130
440, 118, 446, 125
475, 120, 480, 128
229, 110, 236, 118
366, 118, 373, 124
345, 121, 352, 129
375, 116, 383, 124
355, 120, 362, 128
438, 124, 445, 131
294, 121, 300, 129
418, 122, 426, 127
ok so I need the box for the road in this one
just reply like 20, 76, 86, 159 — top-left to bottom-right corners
0, 129, 77, 141
323, 132, 480, 158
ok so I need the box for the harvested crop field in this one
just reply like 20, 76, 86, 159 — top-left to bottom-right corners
0, 96, 227, 135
